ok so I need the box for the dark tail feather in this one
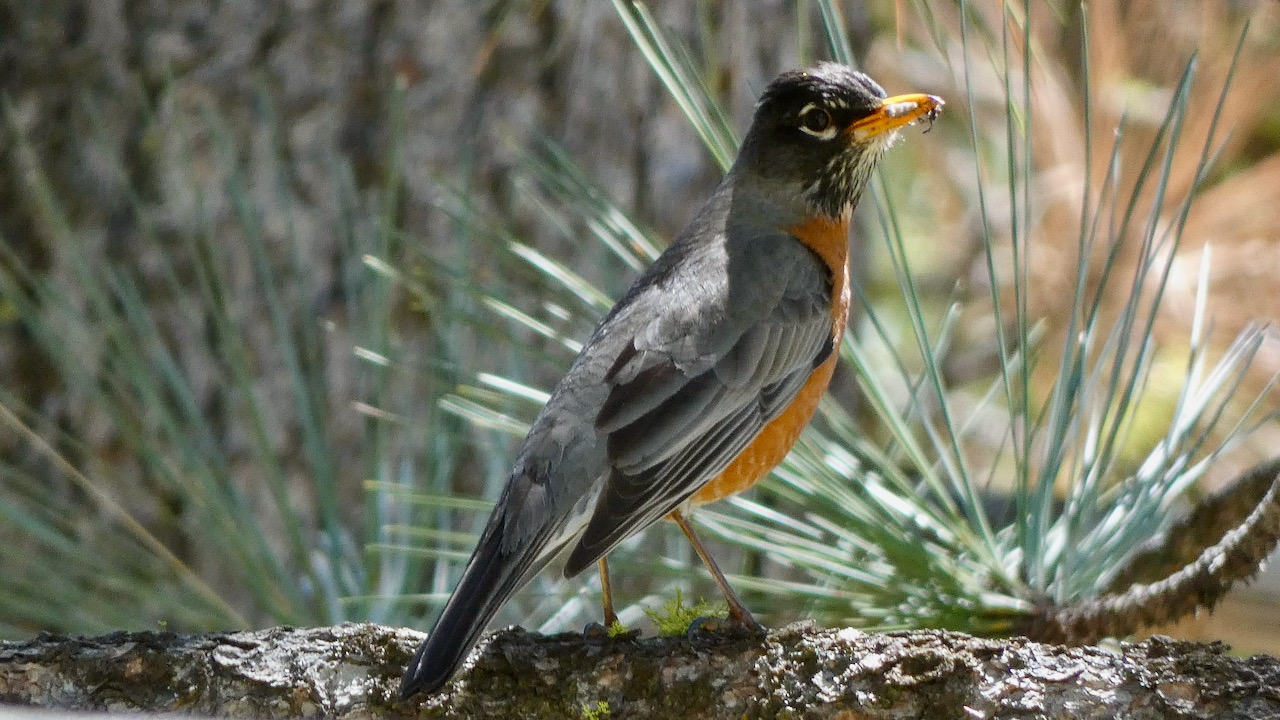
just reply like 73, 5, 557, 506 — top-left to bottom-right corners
399, 530, 552, 699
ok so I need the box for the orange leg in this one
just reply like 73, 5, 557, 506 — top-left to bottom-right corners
671, 509, 764, 632
598, 557, 619, 627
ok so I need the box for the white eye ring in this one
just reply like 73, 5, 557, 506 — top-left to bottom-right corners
798, 103, 837, 140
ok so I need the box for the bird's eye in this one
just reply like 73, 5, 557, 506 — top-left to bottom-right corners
798, 104, 835, 139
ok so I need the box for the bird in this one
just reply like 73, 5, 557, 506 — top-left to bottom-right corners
400, 62, 942, 698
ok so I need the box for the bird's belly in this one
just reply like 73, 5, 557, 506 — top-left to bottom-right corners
687, 351, 838, 505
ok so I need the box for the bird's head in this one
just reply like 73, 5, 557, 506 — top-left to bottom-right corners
734, 63, 942, 220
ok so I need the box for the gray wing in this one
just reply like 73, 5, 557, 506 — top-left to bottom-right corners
561, 232, 835, 576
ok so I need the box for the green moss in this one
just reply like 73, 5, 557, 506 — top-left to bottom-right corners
580, 700, 611, 718
642, 589, 727, 636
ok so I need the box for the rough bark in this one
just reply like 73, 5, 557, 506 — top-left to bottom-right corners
2, 623, 1279, 719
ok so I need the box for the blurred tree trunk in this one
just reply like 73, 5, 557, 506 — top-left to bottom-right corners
0, 0, 827, 627
1, 624, 1278, 719
0, 0, 819, 420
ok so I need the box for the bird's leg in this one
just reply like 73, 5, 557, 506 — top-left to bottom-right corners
671, 509, 765, 633
598, 557, 619, 627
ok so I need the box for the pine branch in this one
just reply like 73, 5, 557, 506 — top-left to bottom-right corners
1107, 457, 1280, 591
1019, 457, 1280, 644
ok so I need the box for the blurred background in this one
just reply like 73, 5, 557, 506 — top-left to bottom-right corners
1, 1, 1278, 653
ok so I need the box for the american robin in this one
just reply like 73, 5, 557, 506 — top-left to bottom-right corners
400, 62, 942, 698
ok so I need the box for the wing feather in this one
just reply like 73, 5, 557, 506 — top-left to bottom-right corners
563, 252, 834, 576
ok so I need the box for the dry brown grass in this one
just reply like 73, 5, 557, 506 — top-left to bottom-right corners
859, 1, 1280, 485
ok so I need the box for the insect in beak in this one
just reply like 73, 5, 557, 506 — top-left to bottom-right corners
922, 104, 941, 134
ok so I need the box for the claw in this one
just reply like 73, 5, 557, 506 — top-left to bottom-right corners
583, 621, 612, 641
686, 613, 766, 639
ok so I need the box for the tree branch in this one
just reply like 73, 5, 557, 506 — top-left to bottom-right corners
2, 623, 1278, 718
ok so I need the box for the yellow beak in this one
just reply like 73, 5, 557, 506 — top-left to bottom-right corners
847, 93, 944, 143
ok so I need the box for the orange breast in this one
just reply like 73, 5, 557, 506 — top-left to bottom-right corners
688, 213, 852, 505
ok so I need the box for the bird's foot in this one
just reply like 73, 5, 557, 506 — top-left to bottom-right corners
686, 611, 766, 639
583, 621, 640, 642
